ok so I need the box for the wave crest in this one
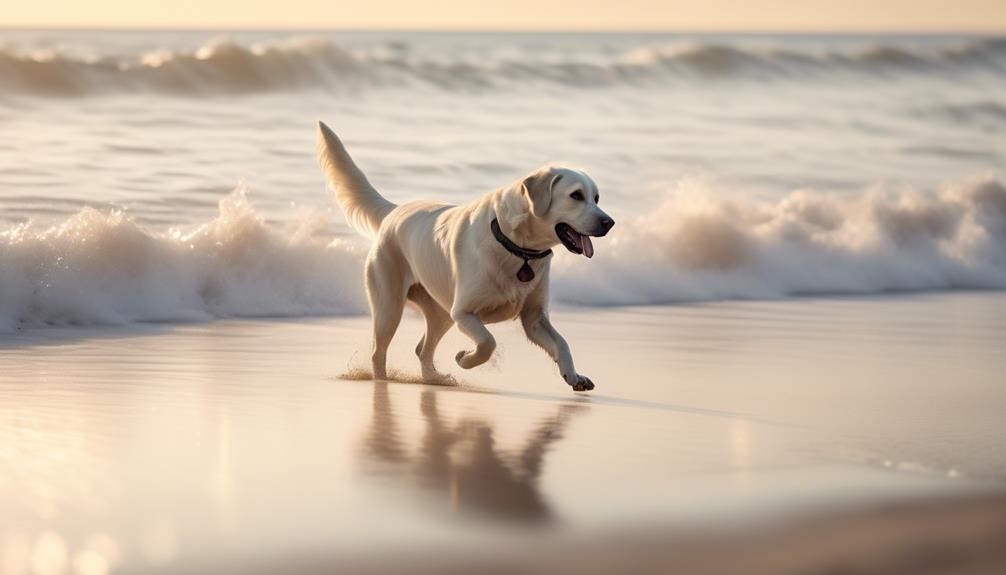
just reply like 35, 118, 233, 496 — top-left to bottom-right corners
2, 177, 1005, 331
1, 35, 1003, 96
553, 177, 1006, 304
0, 36, 366, 95
0, 189, 367, 331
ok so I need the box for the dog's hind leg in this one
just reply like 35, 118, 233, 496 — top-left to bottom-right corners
366, 253, 408, 381
407, 284, 453, 382
408, 283, 456, 381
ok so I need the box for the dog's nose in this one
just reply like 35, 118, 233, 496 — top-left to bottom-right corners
600, 217, 615, 231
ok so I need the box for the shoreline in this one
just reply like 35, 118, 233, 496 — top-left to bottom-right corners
2, 292, 1004, 573
3, 286, 1005, 339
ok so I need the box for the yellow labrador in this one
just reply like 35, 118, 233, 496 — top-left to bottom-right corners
318, 122, 613, 391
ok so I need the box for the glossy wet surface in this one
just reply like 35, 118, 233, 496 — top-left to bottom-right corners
1, 293, 1005, 573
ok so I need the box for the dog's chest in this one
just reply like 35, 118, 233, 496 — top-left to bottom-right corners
474, 262, 544, 323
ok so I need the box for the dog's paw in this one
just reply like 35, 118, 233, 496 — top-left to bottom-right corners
568, 374, 595, 392
455, 350, 474, 369
456, 346, 494, 369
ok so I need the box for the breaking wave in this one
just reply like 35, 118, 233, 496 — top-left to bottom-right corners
2, 177, 1005, 332
0, 189, 368, 332
1, 35, 1003, 96
554, 177, 1006, 304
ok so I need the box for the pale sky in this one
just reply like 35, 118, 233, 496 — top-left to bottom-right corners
2, 0, 1005, 32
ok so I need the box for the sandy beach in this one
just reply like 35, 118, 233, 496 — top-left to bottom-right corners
2, 292, 1004, 574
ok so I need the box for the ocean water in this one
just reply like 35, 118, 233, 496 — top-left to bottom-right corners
1, 30, 1005, 330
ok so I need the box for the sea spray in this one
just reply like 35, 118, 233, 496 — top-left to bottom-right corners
552, 176, 1006, 304
2, 178, 1005, 331
0, 187, 367, 331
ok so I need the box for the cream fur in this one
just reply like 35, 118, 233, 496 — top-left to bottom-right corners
318, 122, 613, 391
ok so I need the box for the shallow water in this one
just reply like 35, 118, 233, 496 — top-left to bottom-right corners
1, 293, 1004, 572
1, 31, 1005, 330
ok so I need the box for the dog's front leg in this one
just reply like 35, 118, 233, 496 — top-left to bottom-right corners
520, 305, 594, 392
450, 307, 496, 369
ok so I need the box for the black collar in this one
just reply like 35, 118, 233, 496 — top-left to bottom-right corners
491, 218, 552, 260
490, 218, 552, 282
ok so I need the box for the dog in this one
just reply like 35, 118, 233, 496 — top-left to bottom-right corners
317, 122, 614, 391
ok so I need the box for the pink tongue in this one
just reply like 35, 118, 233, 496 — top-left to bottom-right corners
581, 234, 594, 258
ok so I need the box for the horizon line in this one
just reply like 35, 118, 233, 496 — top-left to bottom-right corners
1, 24, 1004, 36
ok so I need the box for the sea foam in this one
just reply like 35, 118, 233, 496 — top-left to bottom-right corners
553, 177, 1006, 304
2, 178, 1004, 332
0, 189, 367, 332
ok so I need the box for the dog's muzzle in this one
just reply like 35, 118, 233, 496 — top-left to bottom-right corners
555, 219, 613, 259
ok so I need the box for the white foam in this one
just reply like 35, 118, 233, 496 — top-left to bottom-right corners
2, 178, 1005, 332
0, 188, 367, 332
553, 176, 1006, 304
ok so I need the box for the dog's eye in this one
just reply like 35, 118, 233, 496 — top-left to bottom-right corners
594, 195, 600, 204
570, 191, 584, 201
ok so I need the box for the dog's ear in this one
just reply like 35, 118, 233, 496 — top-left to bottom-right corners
522, 169, 562, 218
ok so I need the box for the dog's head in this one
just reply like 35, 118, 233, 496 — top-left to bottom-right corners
520, 166, 614, 258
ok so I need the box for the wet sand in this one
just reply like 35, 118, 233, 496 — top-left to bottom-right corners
1, 292, 1005, 574
165, 493, 1006, 575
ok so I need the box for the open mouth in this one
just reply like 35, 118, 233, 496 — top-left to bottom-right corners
555, 223, 595, 258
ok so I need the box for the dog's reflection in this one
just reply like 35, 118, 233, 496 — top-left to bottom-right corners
361, 383, 584, 523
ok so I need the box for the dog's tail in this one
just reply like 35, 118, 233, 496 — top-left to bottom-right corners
317, 121, 396, 238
